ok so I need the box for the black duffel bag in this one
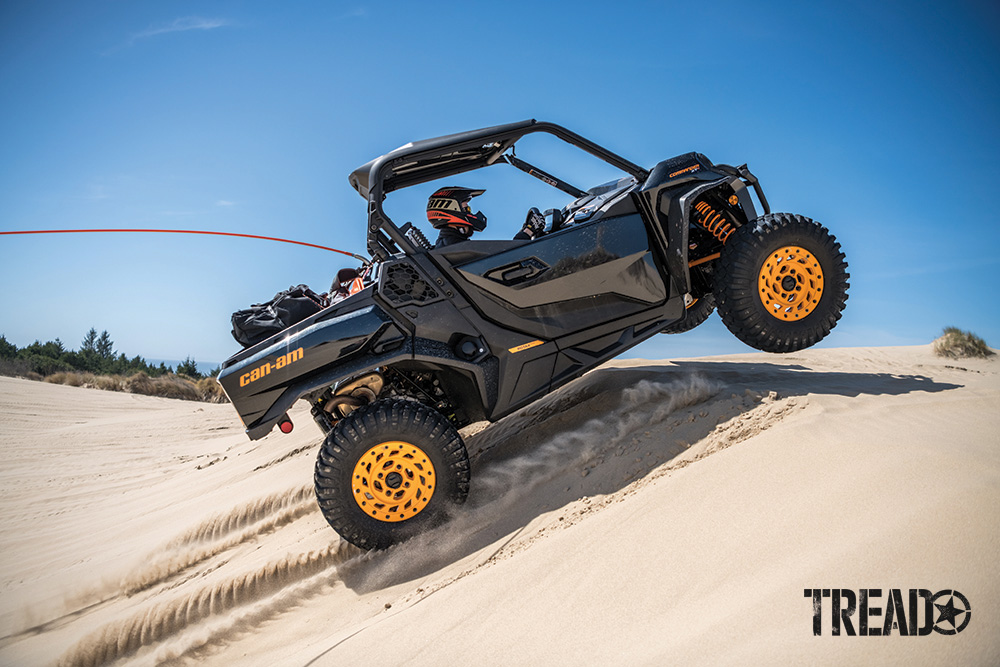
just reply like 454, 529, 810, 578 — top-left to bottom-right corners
231, 284, 328, 348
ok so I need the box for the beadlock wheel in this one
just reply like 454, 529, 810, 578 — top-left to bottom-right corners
351, 441, 436, 522
315, 398, 470, 550
714, 213, 849, 353
757, 245, 825, 321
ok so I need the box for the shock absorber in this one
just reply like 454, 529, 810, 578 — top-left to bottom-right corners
693, 200, 736, 244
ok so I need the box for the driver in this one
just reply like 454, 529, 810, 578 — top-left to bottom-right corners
427, 186, 487, 247
427, 186, 546, 248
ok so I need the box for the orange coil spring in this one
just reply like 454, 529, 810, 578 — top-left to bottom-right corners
694, 200, 736, 244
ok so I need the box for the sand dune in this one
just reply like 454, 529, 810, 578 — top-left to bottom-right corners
0, 345, 997, 665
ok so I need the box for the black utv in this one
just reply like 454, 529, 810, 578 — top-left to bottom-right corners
218, 120, 849, 550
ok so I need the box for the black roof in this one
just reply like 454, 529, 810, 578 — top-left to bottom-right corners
349, 120, 536, 200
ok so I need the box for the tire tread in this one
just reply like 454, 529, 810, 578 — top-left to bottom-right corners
314, 398, 470, 550
713, 213, 849, 353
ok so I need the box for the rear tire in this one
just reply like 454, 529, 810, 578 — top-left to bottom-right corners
713, 213, 849, 353
662, 292, 716, 334
314, 398, 470, 550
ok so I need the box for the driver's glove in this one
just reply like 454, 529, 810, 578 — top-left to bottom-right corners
519, 207, 546, 240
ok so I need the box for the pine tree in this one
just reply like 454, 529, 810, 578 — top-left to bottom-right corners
81, 328, 98, 353
176, 356, 201, 378
0, 335, 17, 359
79, 328, 100, 372
96, 330, 114, 359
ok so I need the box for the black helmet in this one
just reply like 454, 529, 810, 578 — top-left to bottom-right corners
426, 186, 487, 232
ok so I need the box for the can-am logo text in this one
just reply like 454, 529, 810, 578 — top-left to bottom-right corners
239, 347, 304, 387
804, 588, 971, 636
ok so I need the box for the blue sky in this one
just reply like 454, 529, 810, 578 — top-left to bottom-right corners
1, 1, 998, 365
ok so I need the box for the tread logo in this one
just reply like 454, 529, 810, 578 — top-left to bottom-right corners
804, 588, 971, 636
240, 348, 304, 387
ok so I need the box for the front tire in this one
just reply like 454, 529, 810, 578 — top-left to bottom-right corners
314, 398, 470, 550
713, 213, 849, 353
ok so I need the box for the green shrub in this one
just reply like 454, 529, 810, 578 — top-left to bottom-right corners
933, 327, 995, 359
20, 353, 73, 376
0, 357, 32, 377
0, 335, 16, 359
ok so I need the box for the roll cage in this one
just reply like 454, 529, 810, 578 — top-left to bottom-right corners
349, 119, 650, 262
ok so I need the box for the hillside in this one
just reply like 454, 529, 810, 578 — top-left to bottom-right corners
0, 346, 997, 666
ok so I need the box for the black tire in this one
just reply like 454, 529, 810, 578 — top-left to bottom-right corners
662, 292, 716, 334
713, 213, 849, 353
314, 398, 470, 550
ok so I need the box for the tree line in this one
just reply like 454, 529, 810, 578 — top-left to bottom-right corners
0, 328, 215, 379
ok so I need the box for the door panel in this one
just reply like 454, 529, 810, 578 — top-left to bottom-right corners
440, 214, 666, 339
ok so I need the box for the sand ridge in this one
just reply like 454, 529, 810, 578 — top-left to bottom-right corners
0, 345, 997, 665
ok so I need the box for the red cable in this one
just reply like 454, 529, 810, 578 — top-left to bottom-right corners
0, 228, 368, 262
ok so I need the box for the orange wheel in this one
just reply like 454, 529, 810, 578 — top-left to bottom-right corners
351, 441, 436, 523
315, 399, 470, 550
713, 213, 849, 353
756, 245, 825, 321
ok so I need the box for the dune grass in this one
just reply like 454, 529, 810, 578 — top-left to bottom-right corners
933, 327, 995, 359
43, 371, 228, 403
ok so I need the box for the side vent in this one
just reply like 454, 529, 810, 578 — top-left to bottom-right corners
380, 263, 439, 305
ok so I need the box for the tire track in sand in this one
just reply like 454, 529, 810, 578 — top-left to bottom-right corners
164, 485, 315, 549
118, 484, 317, 596
120, 494, 318, 595
58, 541, 360, 667
19, 485, 320, 640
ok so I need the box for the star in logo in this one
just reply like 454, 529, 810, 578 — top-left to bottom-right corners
933, 590, 972, 634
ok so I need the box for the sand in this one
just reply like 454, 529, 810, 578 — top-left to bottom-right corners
0, 345, 997, 666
